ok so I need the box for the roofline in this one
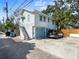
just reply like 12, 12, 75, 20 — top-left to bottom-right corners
21, 9, 52, 18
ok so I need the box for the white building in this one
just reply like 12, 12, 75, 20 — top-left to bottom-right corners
15, 9, 56, 39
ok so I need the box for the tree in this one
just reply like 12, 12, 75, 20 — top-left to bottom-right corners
42, 0, 78, 29
0, 21, 5, 31
5, 18, 16, 30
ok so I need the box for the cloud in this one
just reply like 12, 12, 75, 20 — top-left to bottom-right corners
49, 2, 55, 5
33, 0, 55, 10
33, 0, 47, 10
40, 6, 47, 11
34, 0, 47, 7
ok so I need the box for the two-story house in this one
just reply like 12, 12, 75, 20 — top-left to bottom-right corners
15, 9, 56, 39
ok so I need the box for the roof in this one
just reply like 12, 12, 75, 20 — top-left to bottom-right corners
20, 9, 52, 18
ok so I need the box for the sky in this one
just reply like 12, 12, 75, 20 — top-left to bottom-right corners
0, 0, 55, 20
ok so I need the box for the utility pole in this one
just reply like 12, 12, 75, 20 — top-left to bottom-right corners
2, 17, 5, 30
3, 0, 9, 30
5, 0, 8, 20
2, 17, 4, 24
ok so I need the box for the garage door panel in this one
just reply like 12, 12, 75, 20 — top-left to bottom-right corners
36, 27, 45, 39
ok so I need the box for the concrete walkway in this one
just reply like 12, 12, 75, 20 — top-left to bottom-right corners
22, 38, 79, 59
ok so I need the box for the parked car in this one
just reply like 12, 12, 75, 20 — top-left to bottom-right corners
5, 30, 16, 37
5, 31, 10, 36
47, 29, 64, 39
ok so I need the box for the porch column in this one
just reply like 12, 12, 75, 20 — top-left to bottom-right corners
45, 28, 47, 38
32, 26, 36, 39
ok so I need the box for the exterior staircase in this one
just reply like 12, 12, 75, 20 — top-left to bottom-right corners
21, 26, 30, 40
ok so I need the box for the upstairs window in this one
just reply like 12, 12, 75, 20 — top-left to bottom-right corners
44, 16, 46, 22
21, 16, 25, 21
40, 16, 42, 21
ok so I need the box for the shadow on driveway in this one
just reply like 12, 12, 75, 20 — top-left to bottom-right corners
0, 38, 35, 59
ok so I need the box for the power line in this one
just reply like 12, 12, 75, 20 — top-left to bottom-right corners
21, 0, 33, 8
14, 0, 33, 12
15, 0, 28, 11
15, 0, 33, 11
9, 0, 18, 11
10, 0, 33, 17
9, 0, 28, 17
8, 0, 18, 17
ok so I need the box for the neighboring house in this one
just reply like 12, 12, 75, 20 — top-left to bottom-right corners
15, 9, 56, 39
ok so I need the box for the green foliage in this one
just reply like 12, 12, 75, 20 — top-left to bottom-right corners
0, 25, 5, 31
5, 18, 16, 30
42, 0, 79, 29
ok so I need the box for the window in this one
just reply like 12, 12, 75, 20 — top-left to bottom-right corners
21, 17, 25, 21
40, 16, 42, 21
48, 17, 50, 22
44, 16, 46, 22
27, 15, 30, 21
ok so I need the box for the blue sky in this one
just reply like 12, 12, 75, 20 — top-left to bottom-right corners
0, 0, 55, 20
